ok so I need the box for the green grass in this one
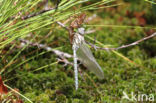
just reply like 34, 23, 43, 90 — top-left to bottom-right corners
0, 0, 156, 102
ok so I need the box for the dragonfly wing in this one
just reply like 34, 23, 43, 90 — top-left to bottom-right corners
76, 42, 104, 79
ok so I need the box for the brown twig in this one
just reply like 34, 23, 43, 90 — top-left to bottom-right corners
57, 58, 73, 66
19, 39, 74, 69
23, 0, 62, 20
57, 21, 69, 30
19, 39, 72, 58
88, 32, 156, 51
57, 21, 96, 34
23, 8, 55, 20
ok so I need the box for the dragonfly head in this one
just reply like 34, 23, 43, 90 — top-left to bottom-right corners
78, 28, 85, 35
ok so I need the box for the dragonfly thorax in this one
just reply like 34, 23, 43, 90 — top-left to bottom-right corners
78, 27, 85, 35
72, 32, 84, 49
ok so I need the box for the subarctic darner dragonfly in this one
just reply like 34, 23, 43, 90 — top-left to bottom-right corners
67, 13, 104, 90
71, 27, 104, 90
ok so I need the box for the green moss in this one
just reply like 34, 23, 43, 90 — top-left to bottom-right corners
2, 0, 155, 102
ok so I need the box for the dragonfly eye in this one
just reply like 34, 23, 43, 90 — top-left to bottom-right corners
78, 28, 85, 35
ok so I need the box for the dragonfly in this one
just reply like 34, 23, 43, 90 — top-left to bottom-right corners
69, 14, 104, 90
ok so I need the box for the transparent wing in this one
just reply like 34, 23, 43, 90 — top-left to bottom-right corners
77, 42, 104, 79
